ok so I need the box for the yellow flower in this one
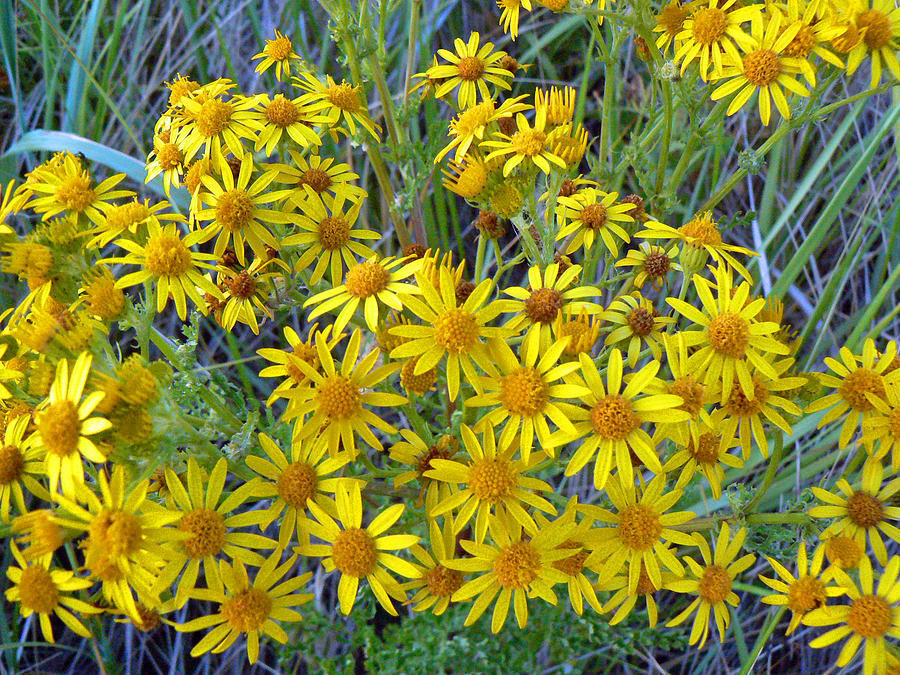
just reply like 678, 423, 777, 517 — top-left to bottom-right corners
177, 552, 313, 664
556, 187, 636, 258
768, 0, 846, 85
31, 353, 111, 496
268, 150, 368, 204
614, 241, 681, 291
215, 258, 283, 334
245, 431, 357, 548
102, 218, 220, 320
666, 523, 756, 648
194, 152, 294, 264
601, 562, 679, 628
497, 0, 534, 41
427, 32, 513, 108
0, 414, 46, 522
389, 430, 461, 515
88, 197, 182, 249
842, 0, 900, 87
425, 424, 557, 542
667, 266, 791, 406
465, 337, 587, 462
5, 543, 100, 642
602, 291, 675, 368
446, 512, 573, 633
760, 542, 842, 635
257, 323, 344, 405
1, 179, 27, 227
176, 88, 263, 168
663, 409, 744, 500
297, 479, 419, 616
294, 72, 381, 140
283, 185, 379, 286
710, 11, 812, 126
807, 339, 899, 450
252, 93, 324, 156
494, 261, 601, 355
804, 554, 900, 675
562, 348, 689, 489
674, 0, 761, 80
390, 267, 507, 401
863, 381, 900, 470
585, 474, 696, 593
305, 255, 422, 334
150, 458, 277, 608
810, 457, 900, 565
654, 1, 693, 54
251, 29, 301, 81
52, 466, 182, 620
286, 328, 406, 458
434, 95, 532, 164
405, 518, 466, 615
481, 106, 567, 177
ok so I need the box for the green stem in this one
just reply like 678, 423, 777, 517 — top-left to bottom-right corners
473, 233, 487, 283
655, 80, 674, 197
744, 433, 784, 513
737, 607, 787, 675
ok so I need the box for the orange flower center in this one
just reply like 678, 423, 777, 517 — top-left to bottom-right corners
698, 564, 731, 604
708, 311, 751, 359
670, 376, 705, 415
316, 376, 360, 421
457, 56, 485, 81
327, 83, 361, 112
216, 189, 254, 231
591, 395, 640, 440
553, 540, 588, 576
298, 168, 333, 194
144, 232, 193, 276
228, 271, 257, 299
221, 587, 272, 632
847, 594, 893, 639
56, 173, 96, 212
0, 444, 25, 484
277, 462, 318, 508
179, 508, 227, 558
332, 527, 377, 577
433, 308, 479, 353
724, 377, 769, 417
510, 128, 546, 157
468, 458, 515, 502
691, 8, 727, 44
345, 261, 390, 298
839, 368, 886, 411
743, 49, 782, 87
580, 203, 608, 230
265, 36, 293, 61
196, 98, 233, 137
319, 216, 351, 250
499, 367, 549, 417
824, 535, 863, 569
627, 307, 655, 337
847, 491, 884, 528
617, 504, 662, 551
858, 9, 892, 50
494, 539, 540, 589
659, 3, 690, 36
38, 400, 80, 457
787, 575, 826, 614
18, 566, 59, 615
265, 95, 300, 127
426, 565, 464, 597
784, 25, 816, 58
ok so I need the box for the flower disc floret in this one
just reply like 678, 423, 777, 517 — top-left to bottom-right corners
627, 308, 655, 337
847, 492, 884, 528
510, 129, 546, 157
144, 232, 192, 276
743, 49, 782, 86
468, 458, 515, 502
840, 368, 886, 411
427, 565, 464, 597
787, 575, 826, 614
591, 396, 641, 440
38, 400, 80, 457
179, 508, 226, 558
18, 566, 59, 614
317, 376, 360, 420
197, 98, 233, 137
708, 311, 750, 359
221, 588, 272, 632
524, 288, 563, 323
56, 174, 95, 212
698, 564, 731, 603
277, 462, 318, 507
434, 308, 479, 353
90, 509, 143, 558
327, 83, 361, 112
0, 444, 24, 483
618, 505, 663, 551
580, 203, 608, 229
847, 594, 893, 638
691, 433, 721, 464
671, 377, 705, 415
494, 540, 540, 589
298, 168, 333, 193
859, 10, 892, 49
500, 368, 548, 417
332, 527, 377, 577
345, 261, 390, 298
553, 541, 588, 576
457, 56, 486, 80
692, 8, 727, 43
215, 189, 254, 231
319, 216, 351, 250
265, 96, 300, 127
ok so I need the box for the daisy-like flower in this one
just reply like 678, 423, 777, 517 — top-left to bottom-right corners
586, 474, 696, 593
178, 552, 313, 664
446, 512, 573, 633
194, 153, 294, 264
0, 414, 46, 522
465, 337, 587, 462
841, 0, 900, 87
390, 430, 461, 515
760, 542, 842, 635
807, 339, 899, 450
31, 353, 110, 496
87, 197, 182, 249
602, 291, 675, 368
810, 457, 900, 565
298, 479, 419, 615
252, 93, 325, 156
562, 348, 689, 489
663, 410, 744, 500
283, 185, 379, 286
637, 211, 757, 280
269, 150, 368, 204
497, 0, 533, 41
150, 458, 277, 608
710, 12, 812, 126
24, 153, 131, 226
405, 518, 466, 615
654, 1, 693, 54
863, 382, 900, 470
257, 323, 344, 405
426, 33, 513, 108
103, 218, 220, 319
804, 554, 900, 675
213, 259, 281, 334
434, 95, 532, 164
601, 561, 679, 628
11, 509, 67, 561
176, 90, 264, 168
719, 357, 805, 459
390, 267, 507, 401
442, 156, 489, 200
769, 0, 846, 85
251, 29, 301, 81
556, 188, 636, 258
666, 523, 756, 648
674, 0, 761, 80
294, 72, 380, 140
481, 106, 567, 177
667, 266, 791, 405
615, 241, 681, 291
245, 432, 356, 547
52, 466, 182, 620
5, 543, 100, 642
494, 261, 601, 355
652, 332, 710, 447
305, 255, 422, 334
426, 424, 557, 542
286, 329, 406, 458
